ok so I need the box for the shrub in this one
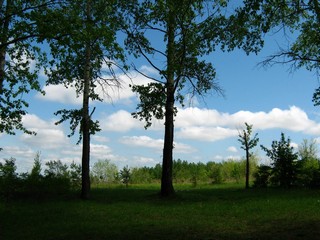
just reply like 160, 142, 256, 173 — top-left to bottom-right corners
253, 165, 272, 188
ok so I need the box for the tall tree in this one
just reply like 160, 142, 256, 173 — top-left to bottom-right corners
44, 0, 127, 199
126, 0, 264, 196
0, 0, 56, 135
238, 122, 259, 189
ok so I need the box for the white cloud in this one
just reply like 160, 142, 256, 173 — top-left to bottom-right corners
130, 156, 158, 167
21, 114, 70, 150
92, 135, 110, 143
37, 84, 82, 105
290, 142, 299, 149
177, 126, 238, 142
227, 146, 238, 153
175, 106, 320, 141
120, 136, 163, 149
36, 66, 155, 105
101, 110, 143, 132
119, 135, 196, 154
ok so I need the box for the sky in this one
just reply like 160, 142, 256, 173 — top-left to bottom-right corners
1, 23, 320, 173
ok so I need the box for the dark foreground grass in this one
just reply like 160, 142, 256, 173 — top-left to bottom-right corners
1, 184, 320, 240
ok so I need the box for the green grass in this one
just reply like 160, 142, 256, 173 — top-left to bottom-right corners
1, 184, 320, 240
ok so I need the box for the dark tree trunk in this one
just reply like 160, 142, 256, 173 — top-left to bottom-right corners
161, 2, 175, 197
245, 147, 250, 189
0, 0, 11, 93
81, 0, 91, 200
161, 88, 175, 196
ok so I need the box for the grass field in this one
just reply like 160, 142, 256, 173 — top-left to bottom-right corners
1, 183, 320, 240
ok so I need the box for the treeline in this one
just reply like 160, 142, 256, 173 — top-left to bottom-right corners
128, 158, 259, 185
0, 155, 81, 201
2, 135, 320, 201
0, 155, 257, 200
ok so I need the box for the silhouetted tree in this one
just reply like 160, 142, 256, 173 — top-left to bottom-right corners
44, 0, 128, 199
126, 0, 264, 197
120, 165, 131, 188
261, 133, 298, 188
238, 123, 259, 188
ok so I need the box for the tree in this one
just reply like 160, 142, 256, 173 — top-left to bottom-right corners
0, 0, 57, 135
242, 0, 320, 104
242, 0, 320, 72
91, 159, 118, 184
0, 158, 18, 200
298, 138, 319, 161
43, 0, 127, 199
44, 160, 69, 179
238, 122, 259, 188
296, 139, 320, 187
126, 0, 263, 197
261, 133, 298, 188
119, 165, 131, 188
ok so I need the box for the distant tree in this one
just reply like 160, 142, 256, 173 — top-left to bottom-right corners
30, 152, 42, 179
130, 167, 153, 184
238, 123, 259, 189
261, 133, 298, 188
298, 139, 318, 161
126, 0, 264, 197
0, 158, 18, 200
120, 165, 131, 188
69, 162, 82, 191
190, 162, 208, 187
206, 162, 224, 184
296, 139, 320, 187
44, 160, 69, 179
91, 159, 118, 184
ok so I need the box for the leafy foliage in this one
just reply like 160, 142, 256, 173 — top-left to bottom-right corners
261, 133, 298, 188
0, 0, 51, 135
91, 159, 118, 184
120, 165, 131, 188
242, 0, 320, 84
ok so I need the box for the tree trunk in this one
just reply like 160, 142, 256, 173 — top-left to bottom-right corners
161, 1, 175, 197
245, 147, 250, 189
161, 87, 175, 196
0, 0, 11, 93
81, 0, 91, 200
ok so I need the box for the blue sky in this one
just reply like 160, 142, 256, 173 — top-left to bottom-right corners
1, 28, 320, 173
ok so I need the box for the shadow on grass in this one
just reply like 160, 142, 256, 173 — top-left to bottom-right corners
1, 185, 320, 240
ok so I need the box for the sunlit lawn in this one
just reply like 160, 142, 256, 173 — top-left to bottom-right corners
1, 183, 320, 240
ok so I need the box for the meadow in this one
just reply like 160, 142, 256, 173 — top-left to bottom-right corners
1, 183, 320, 240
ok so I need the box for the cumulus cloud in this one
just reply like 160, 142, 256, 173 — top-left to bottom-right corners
227, 146, 238, 153
177, 126, 238, 142
92, 135, 110, 143
37, 84, 82, 105
120, 136, 163, 149
101, 110, 143, 132
20, 114, 70, 150
130, 156, 158, 167
175, 106, 320, 142
36, 66, 155, 105
119, 135, 196, 154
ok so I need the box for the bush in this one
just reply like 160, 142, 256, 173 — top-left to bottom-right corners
253, 165, 272, 188
0, 158, 20, 200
